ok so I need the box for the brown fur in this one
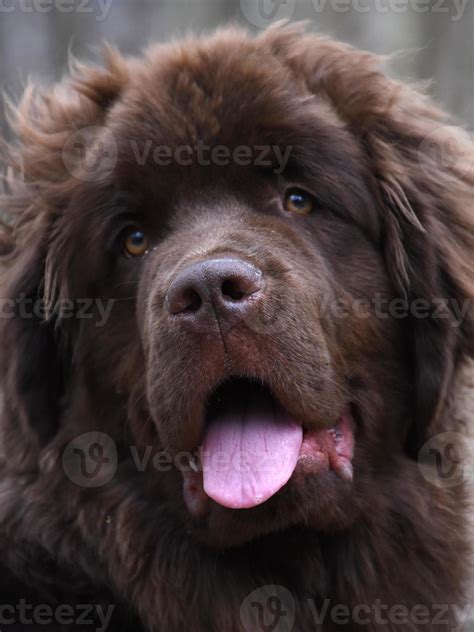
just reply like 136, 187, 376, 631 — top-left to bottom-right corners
0, 24, 473, 631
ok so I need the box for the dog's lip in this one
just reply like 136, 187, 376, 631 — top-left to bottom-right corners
181, 378, 355, 517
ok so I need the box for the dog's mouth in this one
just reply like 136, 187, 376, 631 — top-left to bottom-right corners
182, 378, 355, 518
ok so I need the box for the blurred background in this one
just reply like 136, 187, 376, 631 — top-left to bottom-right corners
0, 0, 472, 137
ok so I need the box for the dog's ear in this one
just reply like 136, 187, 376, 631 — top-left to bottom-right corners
268, 25, 474, 448
374, 125, 474, 452
377, 142, 474, 452
0, 230, 69, 470
0, 47, 129, 470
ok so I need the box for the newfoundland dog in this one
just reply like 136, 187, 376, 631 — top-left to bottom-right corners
0, 23, 473, 632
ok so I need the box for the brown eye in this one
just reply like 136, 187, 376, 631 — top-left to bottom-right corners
284, 189, 315, 215
123, 229, 149, 258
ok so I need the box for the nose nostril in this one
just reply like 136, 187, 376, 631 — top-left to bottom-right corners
167, 259, 263, 321
221, 279, 246, 301
182, 289, 202, 313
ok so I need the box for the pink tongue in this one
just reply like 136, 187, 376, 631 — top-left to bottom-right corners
201, 385, 303, 509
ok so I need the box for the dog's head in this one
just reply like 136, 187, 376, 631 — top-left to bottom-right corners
1, 25, 473, 547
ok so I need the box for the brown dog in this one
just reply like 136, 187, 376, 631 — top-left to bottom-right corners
0, 24, 473, 632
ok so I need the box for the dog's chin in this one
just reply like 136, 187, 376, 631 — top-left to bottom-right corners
177, 378, 358, 548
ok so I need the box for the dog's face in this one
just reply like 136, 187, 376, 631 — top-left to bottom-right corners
54, 63, 408, 546
1, 27, 472, 549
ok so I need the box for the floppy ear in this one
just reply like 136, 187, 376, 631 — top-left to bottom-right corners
266, 25, 474, 449
0, 231, 69, 470
0, 47, 129, 470
374, 126, 474, 451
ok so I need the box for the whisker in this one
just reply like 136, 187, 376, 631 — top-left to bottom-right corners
110, 296, 139, 303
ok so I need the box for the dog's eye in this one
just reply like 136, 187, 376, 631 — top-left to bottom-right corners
284, 189, 315, 215
123, 229, 149, 258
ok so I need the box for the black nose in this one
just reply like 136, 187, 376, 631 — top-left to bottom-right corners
166, 258, 263, 334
